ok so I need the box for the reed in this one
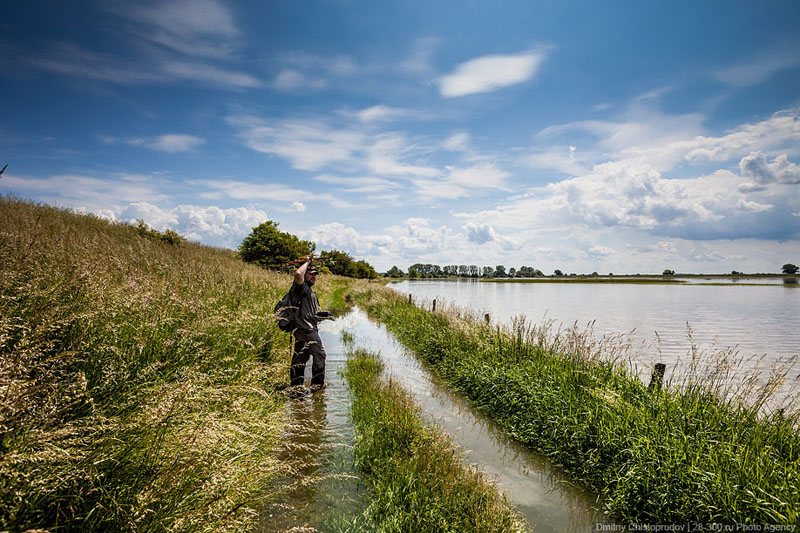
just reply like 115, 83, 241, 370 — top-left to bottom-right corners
0, 197, 349, 530
349, 283, 800, 524
343, 349, 527, 532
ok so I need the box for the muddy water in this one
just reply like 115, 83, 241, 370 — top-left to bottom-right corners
335, 308, 609, 533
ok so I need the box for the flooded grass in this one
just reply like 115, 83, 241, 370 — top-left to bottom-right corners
0, 197, 352, 530
343, 348, 527, 532
350, 283, 800, 524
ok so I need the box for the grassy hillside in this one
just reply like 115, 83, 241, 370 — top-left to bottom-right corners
0, 197, 349, 530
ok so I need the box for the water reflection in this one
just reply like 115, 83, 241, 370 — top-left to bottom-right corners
260, 324, 367, 532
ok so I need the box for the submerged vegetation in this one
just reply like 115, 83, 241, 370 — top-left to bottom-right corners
0, 197, 351, 530
344, 348, 526, 532
350, 283, 800, 524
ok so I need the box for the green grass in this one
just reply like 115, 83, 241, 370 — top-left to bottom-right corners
0, 196, 352, 530
350, 283, 800, 525
343, 349, 526, 532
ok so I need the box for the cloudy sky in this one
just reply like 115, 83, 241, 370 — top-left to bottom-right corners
2, 1, 799, 273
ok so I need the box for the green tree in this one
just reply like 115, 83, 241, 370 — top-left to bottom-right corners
238, 221, 314, 269
319, 249, 354, 276
782, 263, 799, 274
494, 265, 507, 277
663, 269, 675, 276
386, 265, 404, 278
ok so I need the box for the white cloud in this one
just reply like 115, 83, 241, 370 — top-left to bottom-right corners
441, 132, 470, 152
159, 60, 261, 88
399, 37, 440, 74
228, 115, 365, 171
0, 172, 169, 211
147, 134, 205, 152
103, 133, 205, 152
386, 218, 455, 255
457, 153, 800, 242
438, 49, 547, 98
714, 48, 800, 87
192, 179, 309, 202
463, 222, 519, 249
355, 105, 410, 123
313, 174, 399, 193
447, 162, 509, 189
272, 68, 327, 90
30, 1, 261, 89
305, 222, 393, 256
121, 0, 240, 58
739, 152, 800, 185
366, 134, 439, 177
520, 146, 588, 176
30, 42, 260, 89
117, 202, 267, 247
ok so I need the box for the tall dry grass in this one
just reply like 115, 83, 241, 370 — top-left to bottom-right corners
0, 197, 345, 530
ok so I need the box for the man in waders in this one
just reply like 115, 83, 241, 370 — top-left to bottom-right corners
289, 259, 328, 391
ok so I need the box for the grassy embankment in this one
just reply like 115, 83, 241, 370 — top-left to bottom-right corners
0, 197, 352, 530
343, 347, 526, 532
350, 283, 800, 524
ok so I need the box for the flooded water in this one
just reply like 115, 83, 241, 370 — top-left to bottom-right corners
335, 309, 609, 532
260, 323, 369, 532
391, 280, 800, 398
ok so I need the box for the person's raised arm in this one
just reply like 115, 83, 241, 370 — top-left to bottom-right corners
294, 258, 310, 285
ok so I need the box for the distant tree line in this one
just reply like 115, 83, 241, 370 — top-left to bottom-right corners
238, 220, 378, 279
388, 263, 546, 279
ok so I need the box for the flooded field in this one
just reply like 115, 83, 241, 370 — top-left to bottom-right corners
392, 280, 800, 399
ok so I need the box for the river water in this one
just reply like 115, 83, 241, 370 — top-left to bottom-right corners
391, 279, 799, 404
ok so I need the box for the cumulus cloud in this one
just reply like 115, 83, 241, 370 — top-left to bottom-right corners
305, 222, 393, 256
117, 202, 267, 247
738, 152, 800, 185
463, 222, 519, 249
437, 49, 547, 98
458, 154, 800, 241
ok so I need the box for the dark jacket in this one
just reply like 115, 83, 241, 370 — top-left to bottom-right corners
289, 281, 320, 333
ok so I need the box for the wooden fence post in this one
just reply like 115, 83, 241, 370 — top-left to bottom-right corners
484, 313, 490, 324
408, 293, 412, 304
649, 363, 666, 390
432, 299, 436, 312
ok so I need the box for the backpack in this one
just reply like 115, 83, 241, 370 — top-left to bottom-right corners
274, 290, 305, 332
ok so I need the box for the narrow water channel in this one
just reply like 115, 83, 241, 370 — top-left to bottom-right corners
333, 308, 609, 533
260, 324, 369, 532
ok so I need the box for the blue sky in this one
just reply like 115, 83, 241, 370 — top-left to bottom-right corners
1, 0, 799, 273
